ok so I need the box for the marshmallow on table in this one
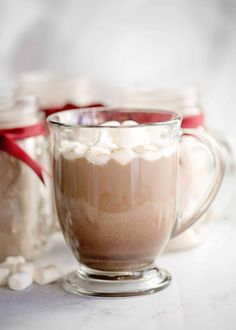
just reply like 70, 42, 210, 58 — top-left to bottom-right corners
8, 272, 33, 291
34, 265, 61, 285
6, 256, 25, 264
0, 257, 62, 290
17, 262, 34, 277
3, 256, 26, 273
0, 267, 10, 286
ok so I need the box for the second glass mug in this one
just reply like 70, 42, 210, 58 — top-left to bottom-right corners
48, 108, 224, 297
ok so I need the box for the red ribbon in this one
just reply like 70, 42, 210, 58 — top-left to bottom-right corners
181, 112, 204, 128
0, 122, 46, 183
43, 103, 104, 117
0, 103, 104, 183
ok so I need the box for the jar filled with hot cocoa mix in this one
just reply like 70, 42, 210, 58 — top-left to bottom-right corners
16, 71, 103, 117
15, 72, 104, 234
119, 86, 235, 250
0, 94, 54, 261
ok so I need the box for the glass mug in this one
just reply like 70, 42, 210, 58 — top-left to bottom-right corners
48, 108, 224, 297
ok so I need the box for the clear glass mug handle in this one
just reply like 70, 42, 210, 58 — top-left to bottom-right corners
171, 129, 225, 238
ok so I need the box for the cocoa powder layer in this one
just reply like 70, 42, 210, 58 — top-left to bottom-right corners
54, 153, 177, 271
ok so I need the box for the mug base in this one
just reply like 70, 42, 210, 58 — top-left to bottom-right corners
63, 264, 172, 297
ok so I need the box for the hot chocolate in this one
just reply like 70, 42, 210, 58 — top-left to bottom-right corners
53, 121, 178, 271
49, 108, 224, 296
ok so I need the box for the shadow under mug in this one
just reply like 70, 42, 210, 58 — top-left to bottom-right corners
48, 108, 225, 297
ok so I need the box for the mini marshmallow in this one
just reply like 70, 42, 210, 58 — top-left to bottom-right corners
60, 140, 80, 152
0, 267, 10, 286
73, 144, 88, 157
94, 130, 117, 151
142, 144, 175, 161
121, 120, 138, 126
100, 121, 121, 146
133, 145, 145, 154
134, 144, 161, 158
6, 256, 25, 264
147, 126, 171, 148
118, 126, 149, 148
4, 256, 26, 273
101, 120, 149, 148
100, 121, 121, 127
78, 128, 99, 147
163, 145, 176, 157
34, 265, 61, 285
111, 147, 136, 165
17, 263, 34, 277
85, 146, 110, 165
142, 145, 162, 161
63, 142, 87, 160
8, 272, 33, 291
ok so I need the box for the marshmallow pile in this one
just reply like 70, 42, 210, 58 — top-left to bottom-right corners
59, 120, 176, 165
0, 256, 61, 291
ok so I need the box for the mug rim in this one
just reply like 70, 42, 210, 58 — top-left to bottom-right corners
47, 107, 182, 129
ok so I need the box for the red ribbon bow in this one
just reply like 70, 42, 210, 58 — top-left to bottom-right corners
0, 121, 47, 183
0, 103, 104, 183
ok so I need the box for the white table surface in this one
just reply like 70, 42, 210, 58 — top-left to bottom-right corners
0, 215, 236, 330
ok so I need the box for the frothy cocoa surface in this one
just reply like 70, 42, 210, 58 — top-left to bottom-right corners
54, 152, 177, 271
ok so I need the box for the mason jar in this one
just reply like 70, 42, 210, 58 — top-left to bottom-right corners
0, 94, 54, 261
15, 72, 104, 234
119, 86, 234, 250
